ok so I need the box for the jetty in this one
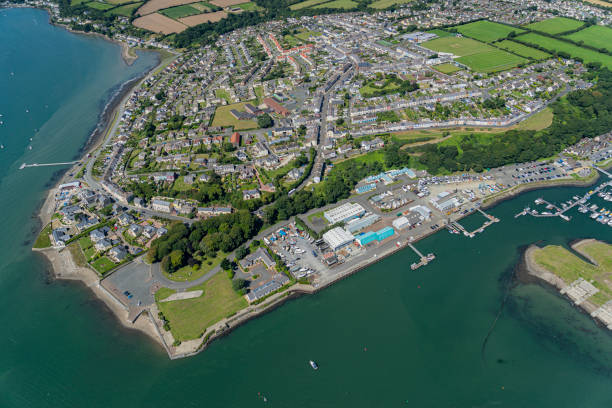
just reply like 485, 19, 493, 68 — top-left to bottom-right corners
451, 208, 500, 238
19, 161, 79, 170
408, 242, 435, 270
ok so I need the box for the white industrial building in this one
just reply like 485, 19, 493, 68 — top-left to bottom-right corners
409, 205, 432, 220
322, 227, 355, 251
430, 192, 460, 212
392, 216, 411, 230
324, 202, 365, 224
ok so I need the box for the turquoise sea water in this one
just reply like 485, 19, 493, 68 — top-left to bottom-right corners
2, 7, 612, 408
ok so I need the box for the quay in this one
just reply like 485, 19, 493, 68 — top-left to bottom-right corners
19, 161, 79, 170
408, 242, 435, 270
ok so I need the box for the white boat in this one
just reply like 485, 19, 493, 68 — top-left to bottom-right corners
309, 360, 318, 370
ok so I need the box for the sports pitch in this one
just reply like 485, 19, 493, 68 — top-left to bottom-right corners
495, 40, 551, 60
524, 17, 584, 35
455, 20, 525, 43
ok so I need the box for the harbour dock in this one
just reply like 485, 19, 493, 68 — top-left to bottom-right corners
408, 242, 435, 270
19, 161, 79, 170
451, 208, 500, 238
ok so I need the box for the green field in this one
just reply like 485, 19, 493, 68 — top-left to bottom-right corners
524, 17, 584, 35
215, 88, 231, 104
422, 36, 493, 56
33, 223, 52, 249
70, 0, 91, 5
457, 49, 526, 73
433, 63, 461, 74
86, 1, 115, 10
532, 241, 612, 306
495, 40, 551, 60
211, 102, 258, 130
313, 0, 358, 9
106, 0, 135, 4
91, 256, 116, 275
160, 4, 202, 19
107, 2, 143, 16
294, 30, 321, 41
369, 0, 412, 9
163, 251, 226, 282
517, 32, 612, 69
455, 20, 525, 43
237, 1, 263, 10
156, 273, 248, 341
564, 25, 612, 53
359, 79, 400, 97
289, 0, 330, 10
426, 28, 454, 38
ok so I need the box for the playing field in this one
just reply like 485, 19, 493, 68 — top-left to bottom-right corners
517, 32, 612, 68
433, 63, 461, 74
426, 28, 453, 38
422, 36, 493, 56
564, 25, 612, 53
455, 20, 525, 43
211, 102, 258, 130
313, 0, 357, 8
524, 17, 584, 35
456, 49, 526, 73
160, 3, 202, 18
369, 0, 412, 9
495, 40, 551, 60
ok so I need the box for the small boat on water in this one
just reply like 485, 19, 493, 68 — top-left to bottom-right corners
309, 360, 318, 370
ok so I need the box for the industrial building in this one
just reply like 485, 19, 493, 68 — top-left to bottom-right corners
430, 192, 460, 212
346, 214, 381, 233
409, 205, 432, 220
356, 226, 395, 246
324, 202, 365, 224
322, 227, 355, 251
392, 216, 411, 230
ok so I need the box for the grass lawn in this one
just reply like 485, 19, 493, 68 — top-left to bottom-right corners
495, 40, 551, 60
70, 0, 90, 5
513, 107, 553, 131
433, 63, 461, 74
369, 0, 412, 9
107, 2, 143, 16
163, 251, 226, 282
456, 49, 527, 73
294, 30, 321, 41
91, 256, 116, 275
67, 244, 88, 268
160, 4, 202, 19
313, 0, 358, 9
86, 1, 115, 10
154, 287, 176, 301
422, 36, 493, 56
524, 17, 584, 35
215, 88, 231, 104
517, 32, 612, 69
254, 85, 264, 104
237, 1, 263, 10
564, 25, 612, 53
427, 28, 454, 38
78, 236, 93, 250
307, 209, 326, 224
157, 272, 248, 341
33, 223, 52, 249
360, 80, 400, 97
455, 20, 525, 43
211, 102, 258, 130
532, 241, 612, 306
289, 0, 330, 9
172, 176, 195, 192
106, 0, 135, 4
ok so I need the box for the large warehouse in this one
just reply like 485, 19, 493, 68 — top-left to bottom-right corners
324, 202, 366, 224
322, 227, 355, 251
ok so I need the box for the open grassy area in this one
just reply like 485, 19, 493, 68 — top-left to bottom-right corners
422, 36, 493, 56
433, 63, 461, 74
215, 88, 231, 104
67, 243, 88, 268
495, 40, 551, 60
157, 272, 248, 341
517, 32, 612, 69
289, 0, 329, 9
237, 1, 263, 10
426, 28, 453, 38
455, 20, 525, 43
33, 223, 52, 249
70, 0, 90, 5
513, 107, 553, 130
163, 251, 226, 282
313, 0, 357, 9
91, 256, 116, 275
360, 79, 400, 97
294, 30, 321, 41
532, 240, 612, 306
107, 2, 143, 16
86, 1, 115, 10
211, 102, 258, 130
564, 25, 612, 53
160, 4, 202, 19
369, 0, 412, 9
524, 17, 584, 35
456, 49, 527, 73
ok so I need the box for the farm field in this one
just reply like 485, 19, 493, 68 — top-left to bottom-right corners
455, 20, 524, 43
289, 0, 330, 10
156, 272, 248, 341
237, 1, 263, 10
564, 25, 612, 53
87, 2, 115, 10
211, 102, 258, 130
71, 0, 90, 4
422, 36, 493, 56
108, 2, 143, 16
137, 0, 202, 15
433, 62, 461, 74
106, 0, 135, 4
495, 40, 551, 60
133, 12, 187, 33
517, 32, 612, 68
179, 10, 227, 26
524, 16, 584, 35
313, 0, 358, 9
160, 3, 203, 19
210, 0, 248, 6
369, 0, 412, 9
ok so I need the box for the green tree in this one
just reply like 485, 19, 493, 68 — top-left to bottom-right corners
257, 113, 273, 128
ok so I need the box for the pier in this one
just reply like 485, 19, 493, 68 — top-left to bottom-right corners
451, 208, 500, 238
594, 165, 612, 179
408, 242, 435, 270
19, 161, 79, 170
